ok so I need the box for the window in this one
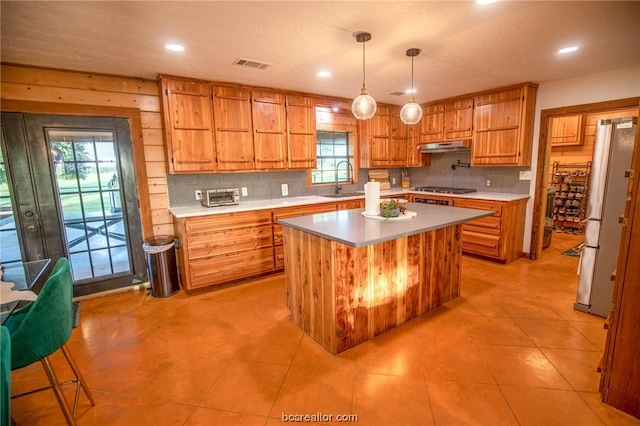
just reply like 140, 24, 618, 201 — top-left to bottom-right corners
311, 130, 354, 185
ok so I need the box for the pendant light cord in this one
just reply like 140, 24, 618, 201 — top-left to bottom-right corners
411, 55, 414, 92
362, 40, 366, 88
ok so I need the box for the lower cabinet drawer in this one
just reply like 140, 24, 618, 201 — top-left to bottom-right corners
274, 246, 284, 268
187, 225, 273, 259
188, 248, 275, 288
462, 216, 501, 235
461, 230, 501, 258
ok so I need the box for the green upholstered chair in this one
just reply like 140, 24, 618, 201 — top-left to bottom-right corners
1, 326, 10, 426
5, 257, 95, 425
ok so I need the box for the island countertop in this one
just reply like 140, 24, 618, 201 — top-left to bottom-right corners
277, 202, 492, 247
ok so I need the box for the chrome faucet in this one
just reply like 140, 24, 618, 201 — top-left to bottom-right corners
335, 160, 354, 194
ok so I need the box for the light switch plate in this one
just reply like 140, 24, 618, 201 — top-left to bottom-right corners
519, 170, 533, 180
281, 183, 288, 196
241, 187, 248, 197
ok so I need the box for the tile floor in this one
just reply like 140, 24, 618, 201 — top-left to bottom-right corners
10, 233, 640, 425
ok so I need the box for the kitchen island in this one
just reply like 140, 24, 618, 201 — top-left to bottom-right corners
278, 202, 491, 354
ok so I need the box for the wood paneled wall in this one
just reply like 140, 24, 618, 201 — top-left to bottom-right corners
0, 64, 172, 238
547, 108, 638, 184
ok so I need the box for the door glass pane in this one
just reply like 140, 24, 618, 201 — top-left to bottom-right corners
48, 129, 131, 282
0, 141, 22, 265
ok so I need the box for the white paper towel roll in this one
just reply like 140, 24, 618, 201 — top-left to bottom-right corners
364, 182, 381, 215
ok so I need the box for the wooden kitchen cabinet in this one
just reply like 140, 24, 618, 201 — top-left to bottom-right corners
453, 197, 528, 263
174, 210, 274, 290
159, 78, 216, 173
390, 107, 409, 166
212, 85, 254, 171
252, 90, 287, 169
444, 98, 474, 140
360, 105, 425, 168
362, 106, 391, 168
420, 103, 445, 142
550, 114, 584, 146
472, 83, 537, 166
419, 97, 473, 143
336, 199, 364, 210
286, 95, 317, 169
272, 203, 337, 268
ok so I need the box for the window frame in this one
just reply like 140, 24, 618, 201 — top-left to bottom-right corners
306, 104, 359, 187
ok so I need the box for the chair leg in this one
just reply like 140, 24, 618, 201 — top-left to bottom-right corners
60, 344, 96, 411
40, 356, 76, 426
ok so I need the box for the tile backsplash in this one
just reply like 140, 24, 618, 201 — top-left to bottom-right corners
167, 153, 530, 208
409, 152, 531, 194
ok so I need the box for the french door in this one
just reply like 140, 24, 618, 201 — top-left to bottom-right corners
0, 113, 147, 296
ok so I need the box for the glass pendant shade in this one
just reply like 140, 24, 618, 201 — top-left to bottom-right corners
352, 32, 376, 120
401, 48, 423, 125
352, 87, 377, 120
400, 97, 423, 125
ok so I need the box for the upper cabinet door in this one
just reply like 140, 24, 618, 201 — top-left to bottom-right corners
252, 90, 287, 169
213, 86, 254, 171
160, 79, 216, 173
420, 103, 445, 142
472, 84, 537, 167
286, 95, 316, 169
369, 106, 391, 167
550, 114, 584, 146
444, 98, 474, 139
389, 107, 408, 166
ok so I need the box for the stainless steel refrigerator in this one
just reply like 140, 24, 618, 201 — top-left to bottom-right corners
574, 117, 637, 317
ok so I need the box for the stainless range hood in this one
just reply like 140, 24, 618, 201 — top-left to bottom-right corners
419, 140, 471, 153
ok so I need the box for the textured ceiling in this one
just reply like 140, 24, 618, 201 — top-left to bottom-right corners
1, 1, 639, 105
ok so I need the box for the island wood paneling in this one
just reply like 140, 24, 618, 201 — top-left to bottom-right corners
283, 223, 462, 354
0, 64, 170, 239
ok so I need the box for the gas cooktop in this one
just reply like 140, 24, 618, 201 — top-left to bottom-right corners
414, 186, 477, 194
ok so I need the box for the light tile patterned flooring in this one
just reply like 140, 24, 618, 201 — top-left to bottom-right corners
10, 233, 640, 425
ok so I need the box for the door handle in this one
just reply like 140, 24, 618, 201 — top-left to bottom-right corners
26, 224, 37, 232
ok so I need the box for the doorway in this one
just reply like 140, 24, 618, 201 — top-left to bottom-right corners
0, 113, 147, 296
530, 98, 640, 260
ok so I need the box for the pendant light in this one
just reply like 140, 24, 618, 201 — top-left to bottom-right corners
400, 48, 423, 125
351, 32, 377, 120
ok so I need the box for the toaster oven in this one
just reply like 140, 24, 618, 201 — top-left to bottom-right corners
201, 188, 240, 207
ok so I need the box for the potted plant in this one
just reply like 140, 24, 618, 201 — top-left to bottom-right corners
380, 199, 400, 218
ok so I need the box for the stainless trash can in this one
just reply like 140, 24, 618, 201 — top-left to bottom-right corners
142, 236, 179, 298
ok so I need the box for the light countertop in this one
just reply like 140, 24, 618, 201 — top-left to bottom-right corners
169, 189, 529, 219
277, 202, 492, 247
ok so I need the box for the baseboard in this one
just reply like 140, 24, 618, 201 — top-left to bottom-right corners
72, 282, 150, 302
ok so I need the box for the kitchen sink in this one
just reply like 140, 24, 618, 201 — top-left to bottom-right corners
320, 192, 363, 198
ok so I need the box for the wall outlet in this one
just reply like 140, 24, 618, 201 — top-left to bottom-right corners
519, 170, 533, 180
485, 179, 491, 187
195, 190, 202, 200
392, 177, 397, 185
241, 187, 248, 197
281, 183, 288, 196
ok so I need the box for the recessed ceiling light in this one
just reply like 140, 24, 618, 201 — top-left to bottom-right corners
477, 0, 497, 5
558, 46, 579, 54
165, 44, 185, 52
317, 71, 331, 78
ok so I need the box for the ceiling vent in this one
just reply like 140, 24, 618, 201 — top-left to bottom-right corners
388, 91, 406, 96
234, 58, 271, 70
